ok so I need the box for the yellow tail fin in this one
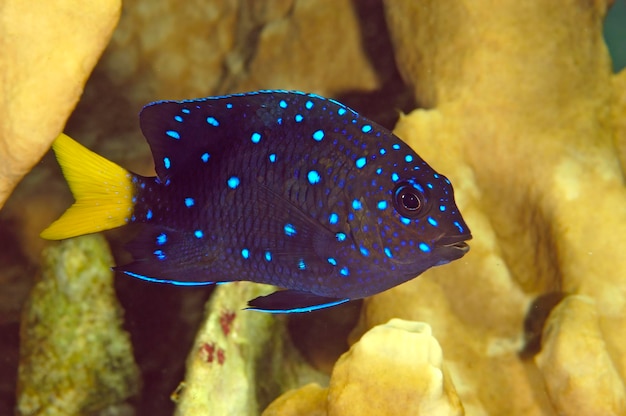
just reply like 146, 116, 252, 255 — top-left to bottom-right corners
41, 133, 135, 240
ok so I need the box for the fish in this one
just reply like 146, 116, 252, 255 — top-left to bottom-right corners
41, 90, 472, 313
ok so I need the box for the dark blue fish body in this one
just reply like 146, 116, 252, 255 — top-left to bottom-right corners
43, 90, 471, 312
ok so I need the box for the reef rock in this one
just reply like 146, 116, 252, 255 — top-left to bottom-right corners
0, 1, 120, 209
16, 235, 139, 415
174, 282, 328, 416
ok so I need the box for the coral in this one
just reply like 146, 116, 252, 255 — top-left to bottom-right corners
262, 383, 327, 416
536, 295, 626, 415
0, 1, 120, 209
263, 319, 463, 416
16, 235, 139, 415
327, 319, 462, 416
173, 282, 328, 416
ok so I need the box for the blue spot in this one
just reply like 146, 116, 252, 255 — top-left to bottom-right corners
265, 251, 272, 262
352, 199, 362, 210
312, 130, 324, 141
327, 257, 337, 266
376, 168, 382, 175
305, 100, 314, 110
419, 243, 431, 253
439, 205, 446, 212
337, 108, 347, 116
400, 217, 411, 225
405, 154, 413, 162
329, 212, 339, 224
154, 249, 166, 260
194, 230, 203, 239
163, 157, 171, 170
269, 153, 277, 163
336, 232, 347, 242
206, 116, 219, 126
146, 210, 153, 220
391, 172, 399, 182
184, 197, 195, 207
340, 266, 349, 276
392, 144, 401, 150
434, 173, 440, 179
427, 217, 438, 227
427, 183, 434, 189
380, 148, 387, 155
384, 247, 393, 258
307, 170, 321, 185
360, 246, 370, 257
454, 221, 465, 233
241, 248, 250, 259
361, 124, 372, 133
228, 176, 240, 189
295, 114, 303, 122
377, 200, 388, 210
277, 118, 282, 124
284, 223, 297, 236
166, 130, 180, 140
201, 153, 210, 163
156, 233, 167, 245
355, 157, 367, 169
226, 103, 233, 109
298, 259, 307, 270
181, 108, 190, 114
174, 115, 183, 122
279, 99, 287, 108
251, 132, 262, 143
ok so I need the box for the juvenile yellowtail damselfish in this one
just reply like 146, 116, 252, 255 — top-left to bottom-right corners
41, 90, 471, 312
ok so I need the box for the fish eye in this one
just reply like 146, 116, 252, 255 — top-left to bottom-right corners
393, 182, 426, 217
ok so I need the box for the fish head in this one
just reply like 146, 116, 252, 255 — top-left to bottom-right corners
347, 142, 472, 281
390, 173, 472, 266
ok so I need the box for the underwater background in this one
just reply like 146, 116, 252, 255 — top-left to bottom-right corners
1, 1, 626, 415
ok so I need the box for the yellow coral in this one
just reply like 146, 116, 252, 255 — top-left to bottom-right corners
0, 1, 121, 209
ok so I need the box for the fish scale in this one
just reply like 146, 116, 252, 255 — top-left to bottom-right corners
41, 90, 472, 313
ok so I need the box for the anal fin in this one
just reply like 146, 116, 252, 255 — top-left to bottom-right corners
246, 290, 349, 313
116, 224, 219, 285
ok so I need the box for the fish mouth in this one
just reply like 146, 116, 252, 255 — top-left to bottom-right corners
440, 240, 470, 253
435, 234, 472, 260
435, 234, 472, 254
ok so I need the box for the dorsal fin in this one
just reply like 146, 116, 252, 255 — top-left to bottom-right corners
139, 100, 233, 182
138, 91, 357, 182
